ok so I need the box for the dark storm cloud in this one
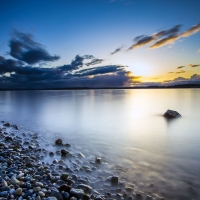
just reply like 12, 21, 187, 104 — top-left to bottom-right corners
0, 53, 136, 89
75, 65, 126, 77
111, 46, 123, 55
177, 66, 185, 69
0, 30, 138, 89
9, 30, 60, 64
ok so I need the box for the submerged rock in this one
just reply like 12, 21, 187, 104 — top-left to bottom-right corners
55, 139, 63, 145
61, 149, 69, 156
96, 157, 102, 164
60, 173, 69, 181
111, 176, 118, 185
163, 109, 181, 118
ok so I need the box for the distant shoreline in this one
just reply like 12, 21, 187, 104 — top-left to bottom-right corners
0, 84, 200, 91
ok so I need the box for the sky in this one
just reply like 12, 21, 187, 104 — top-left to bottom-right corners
0, 0, 200, 89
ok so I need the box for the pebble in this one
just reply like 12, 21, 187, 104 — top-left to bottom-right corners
0, 191, 8, 197
60, 173, 68, 181
14, 188, 22, 195
111, 176, 118, 185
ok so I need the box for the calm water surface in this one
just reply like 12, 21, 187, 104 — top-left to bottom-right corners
0, 89, 200, 199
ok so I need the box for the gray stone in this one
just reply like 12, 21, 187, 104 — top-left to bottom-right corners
35, 182, 43, 187
111, 176, 118, 185
9, 189, 15, 195
44, 197, 58, 200
61, 149, 69, 156
145, 195, 153, 200
63, 192, 70, 199
96, 158, 102, 164
77, 184, 92, 194
34, 187, 41, 192
0, 191, 8, 197
0, 186, 10, 191
10, 178, 20, 185
60, 173, 68, 181
55, 139, 62, 145
50, 191, 63, 200
69, 197, 77, 200
163, 109, 181, 118
14, 188, 22, 196
70, 188, 84, 199
38, 191, 45, 197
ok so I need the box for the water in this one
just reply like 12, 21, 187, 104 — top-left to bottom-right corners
0, 89, 200, 199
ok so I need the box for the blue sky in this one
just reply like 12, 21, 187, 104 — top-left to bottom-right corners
0, 0, 200, 88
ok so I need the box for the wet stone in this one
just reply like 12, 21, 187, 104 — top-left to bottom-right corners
10, 178, 20, 185
0, 186, 10, 191
96, 158, 102, 164
145, 195, 153, 200
58, 184, 71, 193
14, 188, 22, 195
111, 176, 118, 185
0, 191, 8, 197
49, 152, 54, 156
136, 193, 143, 200
38, 191, 45, 197
9, 189, 15, 195
55, 139, 63, 145
44, 197, 58, 200
50, 190, 63, 200
3, 122, 11, 127
63, 192, 70, 199
61, 149, 69, 156
77, 184, 92, 194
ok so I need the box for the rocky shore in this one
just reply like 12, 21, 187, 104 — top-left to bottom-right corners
0, 121, 156, 200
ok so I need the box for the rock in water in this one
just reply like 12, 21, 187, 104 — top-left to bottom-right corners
55, 139, 63, 145
61, 149, 69, 155
163, 109, 181, 118
111, 176, 118, 185
96, 158, 102, 164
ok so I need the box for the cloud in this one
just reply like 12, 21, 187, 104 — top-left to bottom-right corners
162, 74, 200, 86
177, 66, 185, 69
75, 65, 126, 77
0, 53, 137, 89
197, 49, 200, 53
150, 35, 179, 49
189, 64, 200, 68
128, 36, 155, 49
9, 30, 60, 64
111, 46, 123, 55
168, 72, 174, 74
128, 24, 200, 50
128, 25, 181, 50
150, 24, 200, 49
85, 58, 104, 66
3, 30, 131, 89
180, 24, 200, 37
176, 70, 185, 74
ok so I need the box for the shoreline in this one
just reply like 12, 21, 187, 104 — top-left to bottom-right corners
0, 121, 149, 200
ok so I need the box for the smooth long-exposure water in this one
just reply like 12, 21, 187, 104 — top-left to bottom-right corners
0, 89, 200, 199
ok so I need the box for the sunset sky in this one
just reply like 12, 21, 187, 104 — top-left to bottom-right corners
0, 0, 200, 89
